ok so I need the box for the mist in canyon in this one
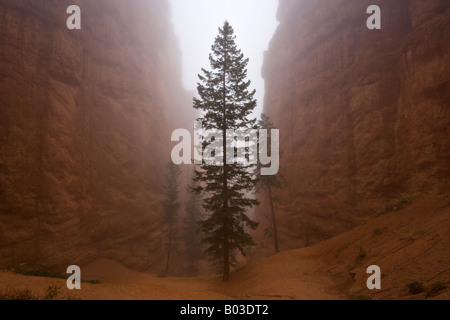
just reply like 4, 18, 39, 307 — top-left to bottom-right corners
0, 0, 449, 300
168, 0, 279, 117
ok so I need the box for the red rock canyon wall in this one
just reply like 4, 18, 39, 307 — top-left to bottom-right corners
0, 0, 193, 272
258, 0, 449, 251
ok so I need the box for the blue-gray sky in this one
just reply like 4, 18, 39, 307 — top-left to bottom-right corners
168, 0, 279, 118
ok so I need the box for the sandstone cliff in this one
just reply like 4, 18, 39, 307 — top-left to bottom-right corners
0, 0, 193, 272
258, 0, 449, 251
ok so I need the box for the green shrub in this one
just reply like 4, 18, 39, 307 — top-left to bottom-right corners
383, 193, 421, 213
355, 246, 367, 263
351, 294, 372, 300
87, 279, 102, 284
0, 288, 38, 300
0, 285, 82, 300
43, 286, 60, 300
25, 270, 66, 279
14, 268, 101, 284
373, 227, 385, 236
0, 286, 80, 300
426, 282, 447, 297
406, 281, 425, 294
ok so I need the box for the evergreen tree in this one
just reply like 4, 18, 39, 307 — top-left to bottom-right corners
256, 114, 282, 253
163, 161, 181, 275
193, 21, 259, 281
182, 168, 203, 275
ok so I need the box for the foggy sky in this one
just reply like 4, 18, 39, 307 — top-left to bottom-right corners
168, 0, 279, 118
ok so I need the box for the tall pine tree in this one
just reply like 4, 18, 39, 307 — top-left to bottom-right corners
163, 161, 181, 276
182, 168, 203, 275
256, 114, 282, 253
193, 21, 259, 281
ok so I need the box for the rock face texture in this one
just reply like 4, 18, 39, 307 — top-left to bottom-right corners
258, 0, 450, 251
0, 0, 193, 271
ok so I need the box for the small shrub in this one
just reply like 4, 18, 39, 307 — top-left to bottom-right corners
426, 282, 447, 297
0, 288, 39, 300
355, 246, 367, 263
87, 279, 101, 284
26, 270, 66, 279
8, 268, 66, 279
373, 227, 385, 236
0, 286, 80, 300
351, 294, 372, 300
43, 286, 60, 300
383, 193, 421, 213
406, 281, 425, 295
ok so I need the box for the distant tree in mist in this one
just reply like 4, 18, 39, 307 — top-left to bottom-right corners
163, 161, 181, 276
182, 169, 204, 275
256, 114, 282, 253
193, 21, 259, 281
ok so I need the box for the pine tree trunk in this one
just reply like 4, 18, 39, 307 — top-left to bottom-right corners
223, 235, 230, 281
222, 133, 230, 281
165, 220, 173, 275
267, 182, 279, 252
222, 44, 230, 282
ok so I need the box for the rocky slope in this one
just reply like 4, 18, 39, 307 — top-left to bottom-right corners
0, 0, 193, 272
257, 0, 450, 251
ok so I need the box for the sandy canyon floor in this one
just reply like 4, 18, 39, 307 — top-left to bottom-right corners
1, 194, 449, 300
